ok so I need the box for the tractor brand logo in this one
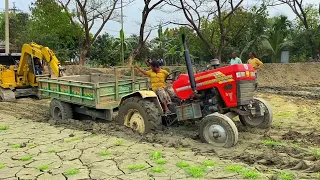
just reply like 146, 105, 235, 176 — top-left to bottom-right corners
226, 92, 233, 101
195, 72, 234, 83
244, 64, 248, 70
213, 72, 234, 84
50, 84, 58, 91
71, 87, 81, 95
60, 85, 69, 93
83, 89, 94, 98
176, 72, 234, 92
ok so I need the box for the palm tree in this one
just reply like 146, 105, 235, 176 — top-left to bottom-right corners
240, 15, 293, 62
268, 15, 293, 62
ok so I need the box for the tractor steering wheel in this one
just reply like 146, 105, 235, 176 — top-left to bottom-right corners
166, 71, 182, 83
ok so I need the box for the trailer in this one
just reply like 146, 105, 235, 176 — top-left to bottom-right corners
38, 67, 160, 123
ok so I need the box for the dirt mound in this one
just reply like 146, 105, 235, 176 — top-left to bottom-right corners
64, 65, 102, 75
257, 63, 320, 87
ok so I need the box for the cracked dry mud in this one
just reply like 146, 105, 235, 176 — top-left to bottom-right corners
1, 92, 320, 179
0, 114, 251, 180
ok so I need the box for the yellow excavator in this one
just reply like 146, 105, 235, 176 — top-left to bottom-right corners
0, 42, 65, 101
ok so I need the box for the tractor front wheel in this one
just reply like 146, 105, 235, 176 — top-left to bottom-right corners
199, 113, 238, 148
117, 97, 162, 134
239, 97, 273, 129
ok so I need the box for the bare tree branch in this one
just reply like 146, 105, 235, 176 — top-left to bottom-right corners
58, 0, 121, 65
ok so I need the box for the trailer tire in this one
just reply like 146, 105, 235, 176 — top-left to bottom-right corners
50, 99, 73, 121
118, 97, 162, 134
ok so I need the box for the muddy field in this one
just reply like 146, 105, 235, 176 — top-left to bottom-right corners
1, 63, 320, 179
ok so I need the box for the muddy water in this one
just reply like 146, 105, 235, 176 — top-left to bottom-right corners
1, 92, 320, 179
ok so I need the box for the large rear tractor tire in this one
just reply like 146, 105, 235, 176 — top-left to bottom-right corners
50, 99, 73, 121
239, 97, 273, 129
117, 97, 162, 134
199, 113, 238, 148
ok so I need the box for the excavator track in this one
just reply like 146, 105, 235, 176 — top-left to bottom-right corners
0, 87, 16, 102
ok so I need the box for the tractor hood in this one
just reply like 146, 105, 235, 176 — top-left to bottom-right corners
172, 64, 256, 100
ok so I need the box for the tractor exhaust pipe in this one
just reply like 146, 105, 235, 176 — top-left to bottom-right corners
181, 34, 197, 94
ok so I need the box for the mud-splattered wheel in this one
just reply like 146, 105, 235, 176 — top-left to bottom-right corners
239, 97, 273, 129
199, 113, 238, 148
50, 99, 73, 121
118, 97, 162, 134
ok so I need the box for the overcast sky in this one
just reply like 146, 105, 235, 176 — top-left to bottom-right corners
0, 0, 318, 39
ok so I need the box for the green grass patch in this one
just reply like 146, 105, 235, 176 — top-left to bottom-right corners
48, 148, 56, 153
184, 166, 207, 178
225, 165, 260, 179
279, 172, 294, 180
38, 165, 49, 171
178, 147, 187, 152
151, 167, 165, 173
0, 163, 5, 169
90, 133, 97, 137
275, 111, 292, 117
176, 161, 190, 168
20, 156, 32, 161
263, 140, 282, 146
242, 169, 259, 179
225, 165, 244, 173
127, 164, 146, 171
11, 144, 21, 148
203, 160, 216, 167
65, 137, 80, 143
156, 158, 167, 165
115, 139, 124, 146
0, 126, 8, 130
64, 169, 80, 176
99, 151, 111, 157
150, 151, 162, 160
27, 143, 36, 147
312, 149, 320, 159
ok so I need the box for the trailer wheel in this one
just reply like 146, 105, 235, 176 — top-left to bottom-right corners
199, 113, 238, 148
239, 97, 273, 129
118, 97, 162, 134
50, 99, 73, 121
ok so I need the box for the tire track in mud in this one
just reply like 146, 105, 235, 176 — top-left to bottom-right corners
259, 85, 320, 100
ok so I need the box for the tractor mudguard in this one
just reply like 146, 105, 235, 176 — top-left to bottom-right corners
120, 91, 163, 113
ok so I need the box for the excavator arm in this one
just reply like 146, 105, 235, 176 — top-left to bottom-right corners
17, 43, 64, 77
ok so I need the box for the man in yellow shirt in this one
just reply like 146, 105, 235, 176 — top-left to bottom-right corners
247, 52, 263, 74
247, 52, 263, 89
135, 60, 172, 114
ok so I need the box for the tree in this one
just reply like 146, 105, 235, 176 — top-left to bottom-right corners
127, 0, 165, 66
268, 15, 292, 62
0, 12, 30, 51
89, 33, 118, 66
278, 0, 319, 58
166, 0, 244, 61
28, 0, 81, 61
58, 0, 121, 65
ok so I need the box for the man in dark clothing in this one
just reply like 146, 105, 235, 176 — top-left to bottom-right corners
34, 58, 43, 75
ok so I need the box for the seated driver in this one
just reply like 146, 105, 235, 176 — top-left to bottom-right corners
135, 60, 172, 114
34, 58, 43, 75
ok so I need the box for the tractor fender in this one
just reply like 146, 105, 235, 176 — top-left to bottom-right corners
120, 91, 163, 113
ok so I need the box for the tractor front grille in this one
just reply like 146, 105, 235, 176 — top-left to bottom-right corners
237, 80, 255, 105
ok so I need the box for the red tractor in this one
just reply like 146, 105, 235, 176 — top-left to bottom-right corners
118, 34, 272, 148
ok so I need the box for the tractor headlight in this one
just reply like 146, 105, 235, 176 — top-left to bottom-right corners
236, 72, 245, 78
236, 71, 254, 78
